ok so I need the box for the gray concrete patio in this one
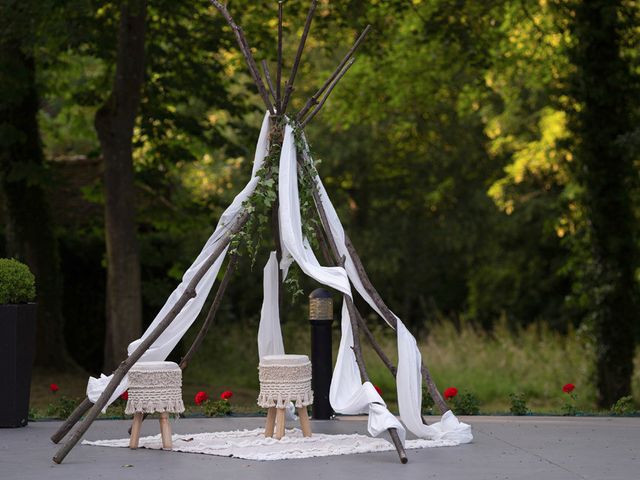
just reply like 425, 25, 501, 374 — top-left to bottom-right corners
0, 415, 638, 480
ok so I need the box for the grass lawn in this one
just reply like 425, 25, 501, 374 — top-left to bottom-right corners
30, 319, 640, 418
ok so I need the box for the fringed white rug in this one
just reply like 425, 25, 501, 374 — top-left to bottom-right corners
83, 428, 459, 461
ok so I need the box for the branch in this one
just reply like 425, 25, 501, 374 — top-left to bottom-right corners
261, 60, 278, 108
209, 0, 275, 114
277, 1, 283, 110
50, 398, 92, 444
311, 219, 430, 428
299, 57, 355, 128
355, 312, 397, 376
297, 25, 371, 120
306, 168, 406, 463
280, 0, 318, 114
52, 210, 250, 463
179, 254, 238, 369
313, 222, 333, 266
344, 235, 448, 414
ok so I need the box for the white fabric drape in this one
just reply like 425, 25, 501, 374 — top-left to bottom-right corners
257, 252, 285, 359
86, 112, 472, 448
294, 127, 472, 444
278, 125, 405, 441
86, 112, 273, 408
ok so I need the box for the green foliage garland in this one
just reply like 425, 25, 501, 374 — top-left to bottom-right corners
229, 119, 322, 303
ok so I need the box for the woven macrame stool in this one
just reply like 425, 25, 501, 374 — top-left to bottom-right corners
258, 354, 313, 440
125, 361, 185, 450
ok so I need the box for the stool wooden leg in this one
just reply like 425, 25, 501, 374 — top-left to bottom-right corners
129, 412, 143, 449
296, 407, 312, 438
264, 407, 277, 438
159, 412, 172, 450
274, 408, 286, 440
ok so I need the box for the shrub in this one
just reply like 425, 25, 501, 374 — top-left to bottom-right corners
611, 396, 636, 416
422, 386, 435, 414
452, 392, 480, 415
204, 399, 232, 417
0, 258, 36, 304
46, 396, 80, 419
509, 393, 530, 416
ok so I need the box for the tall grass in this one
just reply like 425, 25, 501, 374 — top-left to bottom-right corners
29, 318, 639, 415
182, 317, 639, 414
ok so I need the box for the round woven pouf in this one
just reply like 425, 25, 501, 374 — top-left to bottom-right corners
126, 361, 185, 450
258, 354, 313, 440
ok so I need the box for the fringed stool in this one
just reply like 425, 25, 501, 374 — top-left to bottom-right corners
125, 361, 185, 450
258, 354, 313, 440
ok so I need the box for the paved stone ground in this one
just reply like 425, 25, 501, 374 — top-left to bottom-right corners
1, 416, 638, 480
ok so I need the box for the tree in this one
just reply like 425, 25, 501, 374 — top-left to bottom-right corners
309, 0, 509, 329
40, 0, 264, 370
0, 2, 76, 369
567, 0, 638, 407
96, 0, 146, 371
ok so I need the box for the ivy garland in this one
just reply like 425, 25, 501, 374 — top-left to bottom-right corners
228, 118, 322, 303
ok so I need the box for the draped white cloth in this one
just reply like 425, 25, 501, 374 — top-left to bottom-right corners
86, 112, 472, 447
257, 252, 285, 359
278, 125, 471, 444
86, 112, 272, 409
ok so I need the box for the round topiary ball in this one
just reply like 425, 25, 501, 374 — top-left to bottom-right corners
0, 258, 36, 304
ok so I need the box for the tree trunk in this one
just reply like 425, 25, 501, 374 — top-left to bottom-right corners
95, 0, 147, 372
569, 0, 637, 408
0, 38, 75, 369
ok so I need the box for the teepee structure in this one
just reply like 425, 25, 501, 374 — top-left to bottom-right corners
51, 1, 472, 464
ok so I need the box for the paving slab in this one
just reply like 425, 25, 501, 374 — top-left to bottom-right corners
0, 416, 638, 480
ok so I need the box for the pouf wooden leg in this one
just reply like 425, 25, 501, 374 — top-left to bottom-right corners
274, 408, 286, 440
264, 407, 277, 438
129, 412, 143, 449
296, 407, 312, 438
159, 412, 172, 450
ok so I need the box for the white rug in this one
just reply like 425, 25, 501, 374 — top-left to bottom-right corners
83, 428, 460, 461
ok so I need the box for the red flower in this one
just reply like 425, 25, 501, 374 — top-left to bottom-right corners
562, 383, 575, 394
220, 390, 233, 401
444, 387, 458, 400
195, 391, 209, 405
374, 385, 383, 396
120, 391, 129, 401
49, 383, 59, 393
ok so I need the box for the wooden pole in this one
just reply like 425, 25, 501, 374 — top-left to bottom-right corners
308, 185, 407, 463
50, 398, 92, 444
276, 1, 283, 111
280, 0, 318, 114
209, 1, 275, 115
123, 253, 239, 436
344, 236, 448, 414
296, 25, 371, 121
261, 60, 278, 108
179, 254, 239, 369
301, 146, 447, 414
57, 252, 238, 441
312, 215, 431, 426
52, 211, 249, 464
299, 57, 356, 128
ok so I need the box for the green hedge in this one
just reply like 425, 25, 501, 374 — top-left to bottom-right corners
0, 258, 36, 304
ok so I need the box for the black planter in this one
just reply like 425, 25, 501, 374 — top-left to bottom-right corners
0, 303, 37, 428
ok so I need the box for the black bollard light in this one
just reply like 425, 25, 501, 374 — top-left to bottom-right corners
309, 288, 334, 419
